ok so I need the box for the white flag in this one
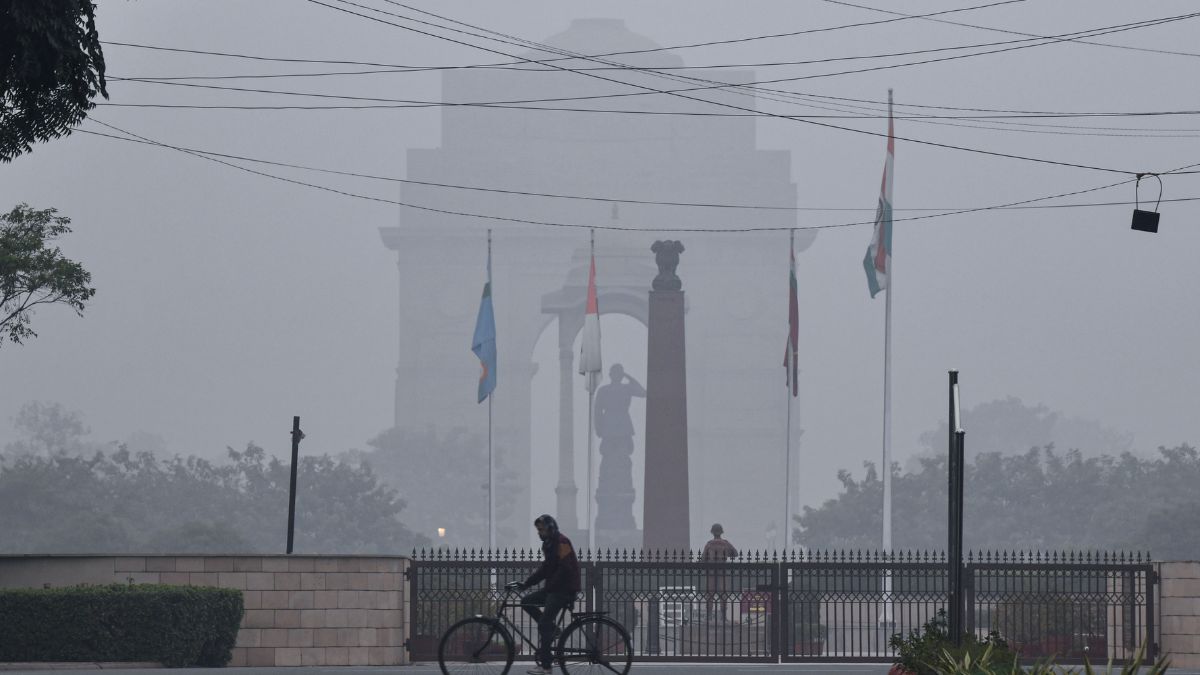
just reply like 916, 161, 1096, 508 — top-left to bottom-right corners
578, 254, 602, 392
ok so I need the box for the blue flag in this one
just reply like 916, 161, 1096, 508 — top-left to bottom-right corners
471, 252, 497, 403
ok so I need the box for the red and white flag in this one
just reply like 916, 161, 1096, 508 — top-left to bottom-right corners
863, 98, 895, 298
578, 253, 602, 392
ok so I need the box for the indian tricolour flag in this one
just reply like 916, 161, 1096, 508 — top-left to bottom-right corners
578, 253, 602, 392
863, 101, 894, 298
783, 244, 799, 398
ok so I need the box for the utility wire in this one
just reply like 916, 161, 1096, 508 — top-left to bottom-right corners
91, 98, 1200, 137
109, 10, 1200, 113
103, 77, 1200, 123
60, 125, 1110, 211
308, 0, 1197, 174
825, 0, 1200, 59
101, 32, 1200, 123
116, 12, 1110, 83
88, 98, 1200, 121
77, 120, 1200, 233
353, 0, 1200, 95
373, 0, 1200, 141
96, 0, 1026, 76
368, 0, 1200, 147
102, 84, 1200, 136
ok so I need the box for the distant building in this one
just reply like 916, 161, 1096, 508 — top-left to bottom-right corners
381, 18, 815, 548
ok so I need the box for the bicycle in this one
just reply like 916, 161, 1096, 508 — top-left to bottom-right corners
437, 583, 633, 675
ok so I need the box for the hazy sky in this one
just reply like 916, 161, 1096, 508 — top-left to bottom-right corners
3, 1, 1199, 545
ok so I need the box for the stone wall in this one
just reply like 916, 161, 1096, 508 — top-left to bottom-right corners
1159, 561, 1200, 669
0, 555, 409, 667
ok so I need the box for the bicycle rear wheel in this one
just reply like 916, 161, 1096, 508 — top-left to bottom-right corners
556, 616, 632, 675
438, 617, 514, 675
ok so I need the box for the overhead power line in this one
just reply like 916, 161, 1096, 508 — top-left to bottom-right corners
105, 74, 1200, 122
115, 11, 1112, 83
91, 97, 1200, 131
824, 0, 1200, 59
97, 0, 1026, 76
306, 0, 1199, 174
101, 85, 1200, 136
103, 63, 1200, 122
285, 5, 1200, 106
367, 0, 1200, 142
370, 0, 1200, 135
107, 9, 1200, 106
77, 120, 1200, 234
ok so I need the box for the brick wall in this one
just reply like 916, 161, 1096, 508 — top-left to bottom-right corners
1159, 561, 1200, 669
0, 555, 409, 667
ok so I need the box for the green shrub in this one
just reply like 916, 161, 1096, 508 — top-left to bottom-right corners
0, 584, 243, 667
890, 609, 1015, 675
927, 640, 1169, 674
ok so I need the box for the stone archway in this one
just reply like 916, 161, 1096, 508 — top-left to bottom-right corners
541, 244, 658, 548
381, 18, 817, 550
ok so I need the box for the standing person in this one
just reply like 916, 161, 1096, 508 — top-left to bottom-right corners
508, 514, 581, 675
702, 523, 739, 623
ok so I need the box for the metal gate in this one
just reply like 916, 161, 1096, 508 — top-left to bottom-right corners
407, 549, 1155, 664
592, 553, 777, 662
781, 551, 948, 662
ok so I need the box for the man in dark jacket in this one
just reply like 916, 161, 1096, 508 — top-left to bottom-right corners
702, 523, 739, 623
508, 514, 580, 675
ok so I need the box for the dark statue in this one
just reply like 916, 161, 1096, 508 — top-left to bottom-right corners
594, 363, 644, 535
651, 240, 685, 291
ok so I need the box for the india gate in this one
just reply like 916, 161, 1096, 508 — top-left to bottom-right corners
380, 18, 815, 550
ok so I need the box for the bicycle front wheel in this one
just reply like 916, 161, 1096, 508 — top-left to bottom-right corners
556, 616, 632, 675
438, 617, 515, 675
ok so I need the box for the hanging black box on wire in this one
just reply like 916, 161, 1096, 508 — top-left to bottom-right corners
1130, 209, 1159, 233
1131, 174, 1161, 233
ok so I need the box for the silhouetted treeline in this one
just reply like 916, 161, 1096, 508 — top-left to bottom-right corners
795, 444, 1200, 559
0, 443, 428, 554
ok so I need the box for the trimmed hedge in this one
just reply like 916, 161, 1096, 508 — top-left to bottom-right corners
0, 584, 243, 667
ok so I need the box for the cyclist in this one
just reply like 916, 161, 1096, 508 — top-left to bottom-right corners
508, 514, 581, 675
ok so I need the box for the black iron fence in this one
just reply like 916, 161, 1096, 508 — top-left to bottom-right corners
406, 549, 1154, 664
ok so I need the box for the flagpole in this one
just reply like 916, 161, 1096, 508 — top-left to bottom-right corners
487, 228, 495, 553
586, 228, 596, 554
785, 229, 794, 554
881, 88, 895, 626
